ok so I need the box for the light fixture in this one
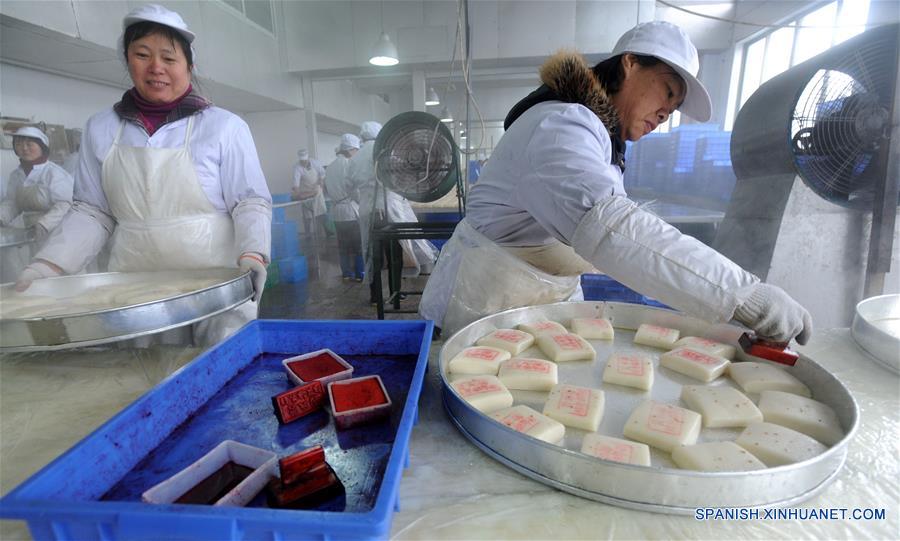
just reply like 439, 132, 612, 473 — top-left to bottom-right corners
369, 2, 398, 66
369, 33, 399, 66
425, 87, 440, 106
439, 107, 453, 123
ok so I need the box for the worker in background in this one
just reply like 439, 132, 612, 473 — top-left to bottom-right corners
324, 133, 364, 281
16, 4, 272, 345
291, 148, 328, 240
0, 126, 74, 281
1, 126, 74, 244
62, 128, 82, 176
349, 121, 438, 303
420, 20, 813, 345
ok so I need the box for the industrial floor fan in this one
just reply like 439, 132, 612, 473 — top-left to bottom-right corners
714, 23, 899, 328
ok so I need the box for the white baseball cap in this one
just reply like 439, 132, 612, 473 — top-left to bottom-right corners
611, 20, 712, 122
123, 4, 196, 43
297, 149, 310, 160
339, 133, 361, 151
13, 126, 49, 148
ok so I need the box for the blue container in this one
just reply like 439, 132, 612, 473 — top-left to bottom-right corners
417, 211, 461, 251
580, 273, 669, 309
0, 319, 433, 541
277, 255, 307, 283
271, 221, 301, 259
272, 207, 287, 223
271, 193, 292, 205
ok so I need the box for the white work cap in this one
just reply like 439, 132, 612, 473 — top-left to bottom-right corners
611, 20, 711, 122
123, 4, 196, 43
297, 149, 309, 160
339, 133, 361, 151
360, 121, 382, 141
13, 126, 49, 148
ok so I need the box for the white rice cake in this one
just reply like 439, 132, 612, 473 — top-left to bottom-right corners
728, 362, 811, 397
498, 357, 558, 391
518, 320, 567, 336
736, 422, 828, 467
680, 385, 763, 428
447, 346, 511, 375
757, 390, 844, 445
542, 384, 605, 431
581, 433, 651, 466
536, 333, 596, 362
476, 329, 535, 356
633, 324, 681, 349
450, 375, 514, 413
660, 347, 730, 382
623, 400, 701, 452
672, 336, 737, 360
602, 351, 654, 391
672, 441, 766, 472
570, 318, 614, 340
490, 405, 565, 444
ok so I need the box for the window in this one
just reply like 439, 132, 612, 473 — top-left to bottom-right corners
220, 0, 275, 34
725, 0, 870, 129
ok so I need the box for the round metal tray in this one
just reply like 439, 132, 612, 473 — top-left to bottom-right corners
440, 301, 860, 514
0, 227, 34, 249
0, 269, 252, 352
851, 294, 900, 375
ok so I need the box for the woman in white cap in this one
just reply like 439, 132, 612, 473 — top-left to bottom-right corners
291, 148, 328, 239
324, 133, 364, 281
350, 121, 438, 303
421, 20, 813, 345
0, 127, 74, 242
16, 4, 272, 344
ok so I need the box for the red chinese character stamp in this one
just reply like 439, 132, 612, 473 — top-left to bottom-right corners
557, 386, 590, 417
647, 402, 684, 435
553, 334, 583, 350
616, 355, 645, 376
457, 379, 502, 397
499, 412, 539, 433
509, 359, 550, 373
592, 442, 634, 463
467, 348, 501, 361
679, 348, 719, 366
494, 330, 526, 342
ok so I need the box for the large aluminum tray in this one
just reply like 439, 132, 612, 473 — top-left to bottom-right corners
0, 269, 252, 352
851, 294, 900, 375
0, 227, 33, 248
440, 301, 860, 514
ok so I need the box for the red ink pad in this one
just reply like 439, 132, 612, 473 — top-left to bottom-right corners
267, 462, 343, 509
327, 375, 392, 429
271, 380, 326, 424
279, 445, 326, 486
282, 349, 354, 386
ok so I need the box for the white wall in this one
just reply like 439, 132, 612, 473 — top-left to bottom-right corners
312, 79, 392, 124
242, 109, 308, 197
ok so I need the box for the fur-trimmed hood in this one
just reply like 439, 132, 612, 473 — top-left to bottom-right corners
539, 51, 619, 129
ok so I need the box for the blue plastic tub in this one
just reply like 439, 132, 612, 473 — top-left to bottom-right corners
271, 221, 301, 259
580, 273, 669, 309
0, 319, 433, 541
277, 255, 308, 283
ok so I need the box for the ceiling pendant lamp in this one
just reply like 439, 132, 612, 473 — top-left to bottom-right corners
440, 107, 453, 123
369, 2, 398, 66
425, 87, 440, 106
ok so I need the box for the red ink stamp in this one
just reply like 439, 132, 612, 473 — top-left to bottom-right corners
592, 442, 634, 463
467, 348, 502, 361
647, 402, 684, 435
553, 334, 584, 351
456, 378, 502, 397
558, 386, 590, 417
498, 412, 539, 433
508, 359, 550, 373
616, 355, 645, 376
493, 330, 526, 343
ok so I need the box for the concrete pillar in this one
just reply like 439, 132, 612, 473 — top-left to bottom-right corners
301, 77, 319, 159
412, 70, 426, 112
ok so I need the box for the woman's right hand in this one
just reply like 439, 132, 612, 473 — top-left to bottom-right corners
733, 283, 813, 345
15, 260, 63, 292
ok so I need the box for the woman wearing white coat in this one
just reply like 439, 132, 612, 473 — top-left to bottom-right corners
420, 21, 813, 345
349, 121, 437, 303
16, 4, 272, 345
0, 127, 74, 242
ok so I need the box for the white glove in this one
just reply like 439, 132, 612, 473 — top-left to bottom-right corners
15, 260, 62, 292
238, 252, 267, 303
733, 283, 813, 345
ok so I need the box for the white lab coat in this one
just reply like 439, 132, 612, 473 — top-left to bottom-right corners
420, 101, 758, 333
62, 151, 80, 177
324, 155, 359, 222
292, 159, 327, 217
0, 161, 74, 232
37, 106, 272, 274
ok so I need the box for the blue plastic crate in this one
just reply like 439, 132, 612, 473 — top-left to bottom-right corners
581, 273, 669, 309
276, 255, 307, 283
0, 319, 433, 541
271, 193, 292, 205
416, 211, 461, 250
271, 221, 301, 259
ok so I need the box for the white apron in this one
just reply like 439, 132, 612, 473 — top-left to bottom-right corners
419, 219, 591, 336
1, 181, 56, 280
101, 117, 255, 345
296, 165, 327, 217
